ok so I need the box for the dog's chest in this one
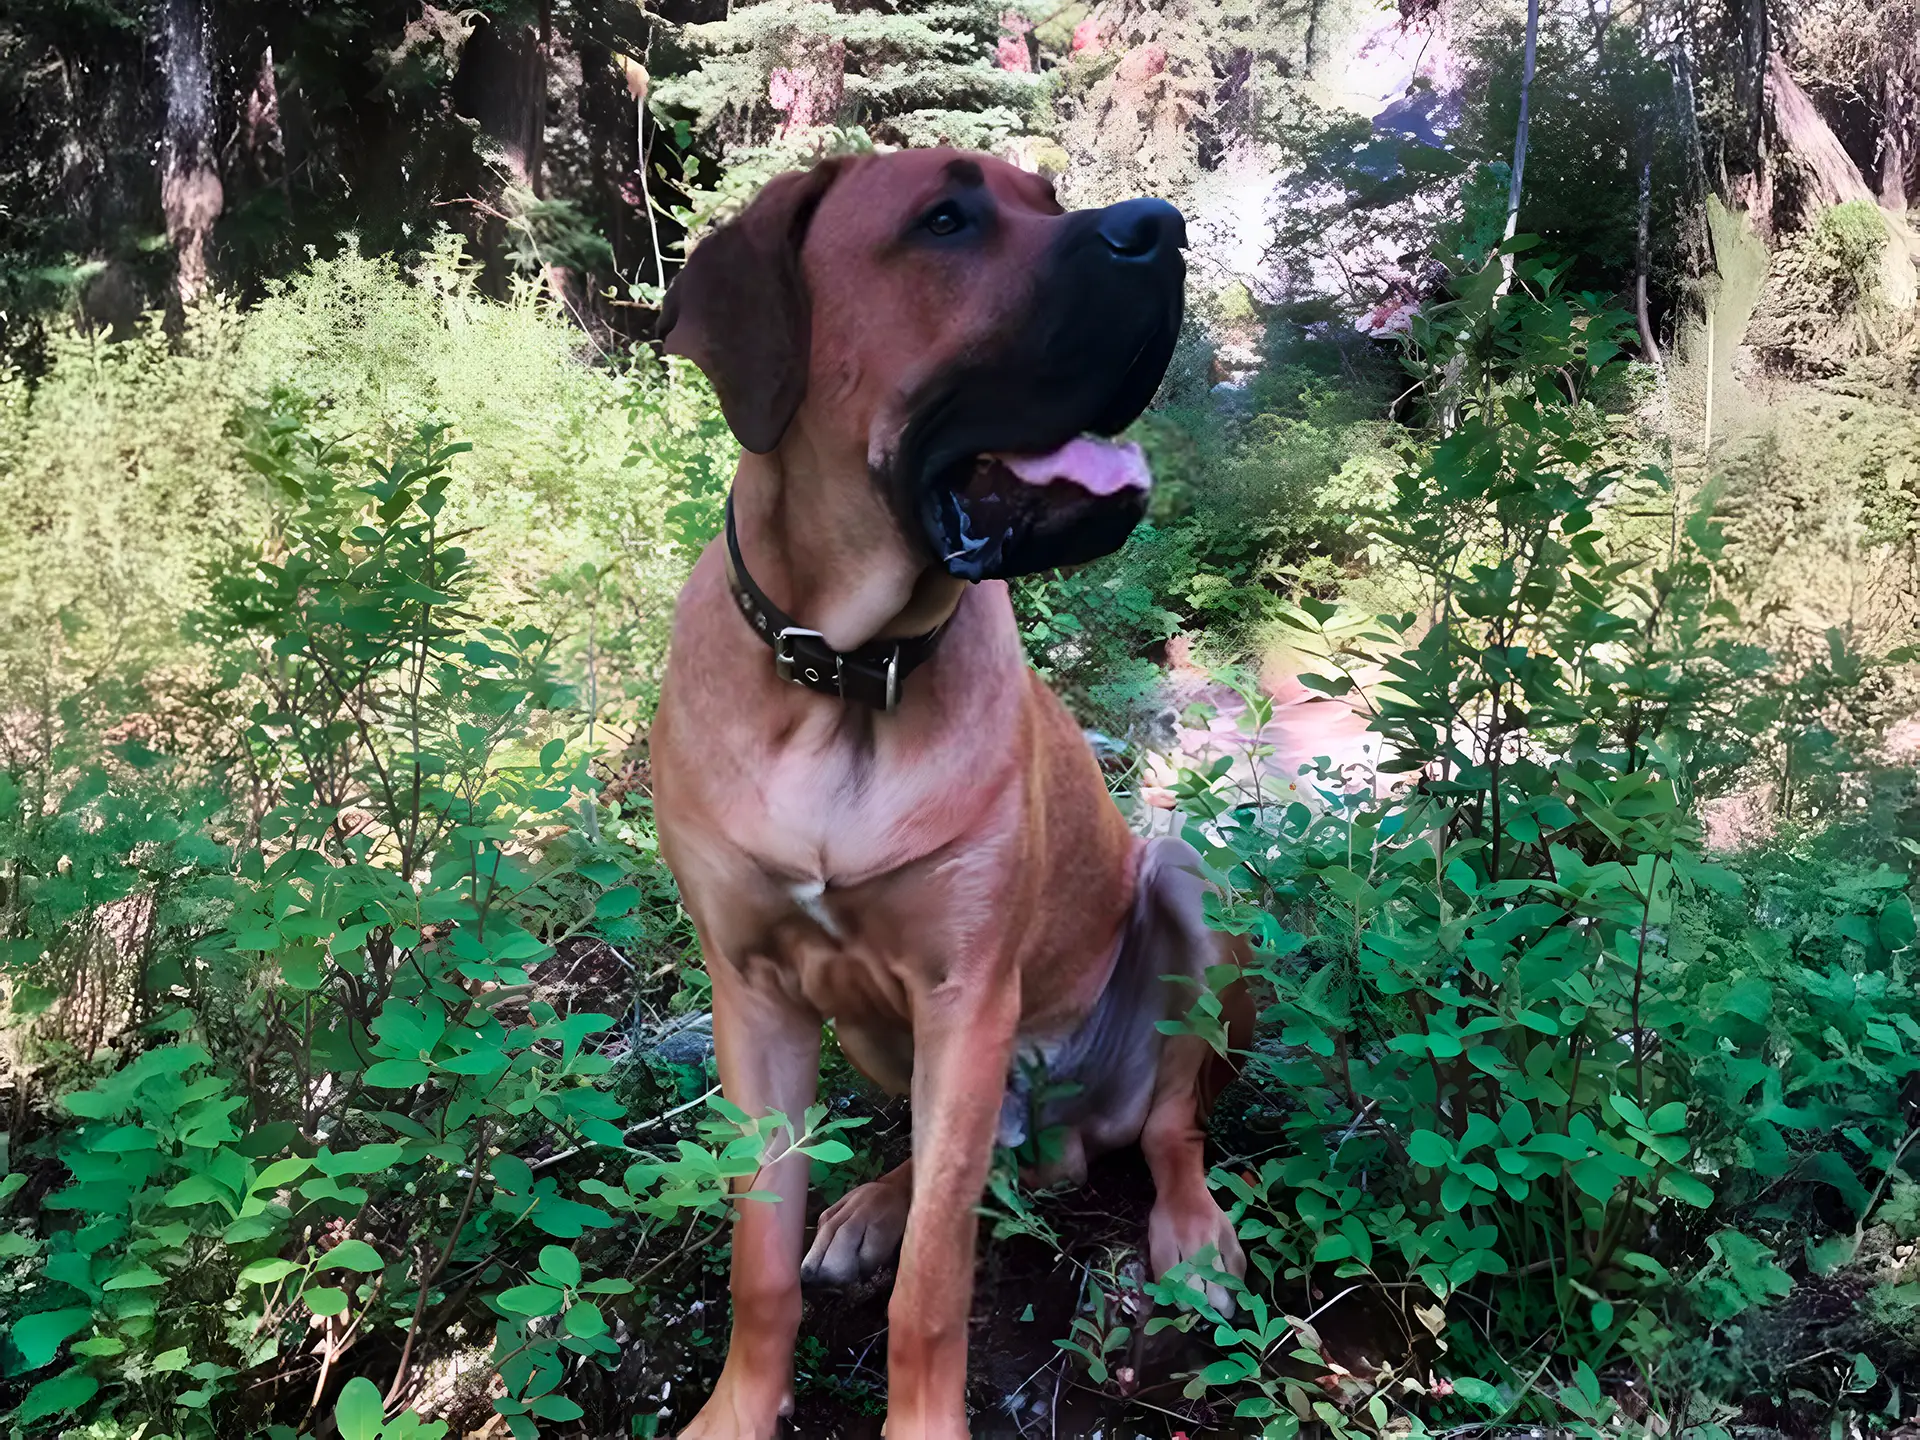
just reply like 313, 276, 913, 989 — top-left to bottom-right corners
732, 718, 1016, 886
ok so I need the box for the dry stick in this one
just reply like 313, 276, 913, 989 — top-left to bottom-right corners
637, 86, 666, 297
304, 1275, 386, 1433
386, 1125, 490, 1409
528, 1081, 721, 1172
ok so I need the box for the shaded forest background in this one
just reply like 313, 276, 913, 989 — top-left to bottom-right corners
4, 0, 1920, 1438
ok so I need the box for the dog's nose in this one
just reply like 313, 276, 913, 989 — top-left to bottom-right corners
1095, 198, 1186, 260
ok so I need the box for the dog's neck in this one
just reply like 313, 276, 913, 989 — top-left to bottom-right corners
729, 446, 967, 654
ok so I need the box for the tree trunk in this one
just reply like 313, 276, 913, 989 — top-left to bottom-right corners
242, 46, 290, 201
1499, 0, 1541, 285
1767, 49, 1875, 225
457, 13, 548, 194
1636, 151, 1661, 363
1881, 60, 1917, 211
159, 0, 223, 307
1738, 0, 1770, 161
529, 0, 551, 198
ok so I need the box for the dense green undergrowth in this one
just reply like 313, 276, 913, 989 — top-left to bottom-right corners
1095, 249, 1920, 1438
0, 222, 1915, 1440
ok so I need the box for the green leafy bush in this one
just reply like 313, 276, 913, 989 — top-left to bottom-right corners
0, 239, 735, 782
1113, 246, 1914, 1436
0, 413, 858, 1437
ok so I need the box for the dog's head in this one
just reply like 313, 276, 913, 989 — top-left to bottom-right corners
658, 149, 1186, 582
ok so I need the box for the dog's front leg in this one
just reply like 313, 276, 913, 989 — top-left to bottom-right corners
885, 976, 1019, 1439
681, 953, 822, 1440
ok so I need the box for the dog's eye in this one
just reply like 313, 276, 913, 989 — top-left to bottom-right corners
923, 202, 967, 237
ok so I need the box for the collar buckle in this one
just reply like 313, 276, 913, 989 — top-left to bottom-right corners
773, 626, 835, 690
728, 492, 940, 712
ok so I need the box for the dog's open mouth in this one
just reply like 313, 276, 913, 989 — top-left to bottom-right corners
932, 434, 1152, 578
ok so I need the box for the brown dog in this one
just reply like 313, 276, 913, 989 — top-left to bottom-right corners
650, 148, 1250, 1440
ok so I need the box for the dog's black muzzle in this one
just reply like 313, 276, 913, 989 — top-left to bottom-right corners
885, 197, 1188, 582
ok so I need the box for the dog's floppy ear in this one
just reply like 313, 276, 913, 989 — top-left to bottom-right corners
657, 160, 844, 454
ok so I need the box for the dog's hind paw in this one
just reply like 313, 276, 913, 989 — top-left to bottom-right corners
802, 1173, 912, 1287
1147, 1190, 1246, 1319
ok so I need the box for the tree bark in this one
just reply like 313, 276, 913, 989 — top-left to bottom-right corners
529, 0, 551, 198
1881, 60, 1916, 211
1767, 49, 1875, 223
160, 0, 223, 307
1499, 0, 1541, 285
1738, 0, 1770, 160
1635, 151, 1661, 363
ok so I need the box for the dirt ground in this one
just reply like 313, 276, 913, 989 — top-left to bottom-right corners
786, 1142, 1233, 1440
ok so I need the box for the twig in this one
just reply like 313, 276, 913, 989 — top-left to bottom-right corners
1854, 1124, 1920, 1244
387, 1123, 490, 1407
528, 1082, 720, 1172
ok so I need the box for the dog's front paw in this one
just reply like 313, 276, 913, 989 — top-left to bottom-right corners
801, 1175, 911, 1286
1147, 1188, 1246, 1318
880, 1405, 973, 1440
678, 1365, 793, 1440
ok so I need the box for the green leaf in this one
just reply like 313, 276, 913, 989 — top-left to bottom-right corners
1807, 1233, 1859, 1276
1451, 1377, 1501, 1408
1408, 1130, 1454, 1168
1659, 1172, 1715, 1209
594, 886, 642, 919
335, 1375, 387, 1440
103, 1263, 166, 1290
10, 1308, 93, 1368
253, 1156, 314, 1190
531, 1395, 585, 1422
318, 1239, 387, 1273
18, 1370, 98, 1423
579, 1278, 634, 1296
564, 1302, 607, 1338
1879, 897, 1916, 950
303, 1286, 350, 1317
538, 1246, 581, 1287
1646, 1102, 1687, 1134
497, 1283, 565, 1316
363, 1059, 430, 1088
240, 1258, 302, 1286
317, 1145, 407, 1177
165, 1175, 234, 1209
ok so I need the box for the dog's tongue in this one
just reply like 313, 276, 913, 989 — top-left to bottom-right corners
991, 437, 1151, 497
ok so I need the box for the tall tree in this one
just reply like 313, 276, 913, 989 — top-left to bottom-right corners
1500, 0, 1541, 285
159, 0, 222, 306
651, 0, 1034, 225
1789, 0, 1920, 210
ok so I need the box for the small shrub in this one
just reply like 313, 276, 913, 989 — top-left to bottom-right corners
1137, 246, 1907, 1437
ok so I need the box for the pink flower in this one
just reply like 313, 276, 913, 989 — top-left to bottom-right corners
1115, 42, 1167, 80
995, 12, 1032, 72
1071, 15, 1111, 53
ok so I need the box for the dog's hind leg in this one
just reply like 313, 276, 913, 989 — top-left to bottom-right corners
802, 1158, 913, 1286
1135, 837, 1253, 1317
679, 951, 823, 1440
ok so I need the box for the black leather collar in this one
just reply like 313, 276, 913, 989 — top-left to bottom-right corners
724, 494, 947, 712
